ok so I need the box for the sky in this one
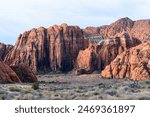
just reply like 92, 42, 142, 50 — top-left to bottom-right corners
0, 0, 150, 45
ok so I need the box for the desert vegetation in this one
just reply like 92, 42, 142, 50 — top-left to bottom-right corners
0, 74, 150, 100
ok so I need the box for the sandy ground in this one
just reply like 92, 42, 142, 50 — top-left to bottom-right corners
0, 74, 150, 100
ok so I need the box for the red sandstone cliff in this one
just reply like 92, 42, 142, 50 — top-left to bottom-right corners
84, 17, 150, 42
76, 32, 141, 73
2, 18, 150, 80
131, 19, 150, 42
5, 24, 89, 73
101, 42, 150, 80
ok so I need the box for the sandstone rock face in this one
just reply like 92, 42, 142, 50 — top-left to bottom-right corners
76, 47, 97, 74
84, 17, 150, 42
5, 24, 88, 73
84, 27, 100, 36
99, 17, 134, 38
0, 60, 21, 83
11, 64, 38, 83
3, 18, 150, 76
0, 43, 13, 60
96, 32, 141, 70
131, 20, 150, 42
76, 32, 141, 73
0, 61, 37, 83
101, 42, 150, 80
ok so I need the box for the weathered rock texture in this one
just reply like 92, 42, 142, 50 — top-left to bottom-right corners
5, 24, 88, 73
98, 17, 134, 38
0, 43, 13, 60
3, 17, 150, 77
0, 60, 37, 83
84, 27, 100, 36
131, 19, 150, 42
76, 32, 141, 73
84, 17, 150, 42
11, 64, 38, 83
76, 47, 97, 74
0, 60, 21, 83
101, 42, 150, 80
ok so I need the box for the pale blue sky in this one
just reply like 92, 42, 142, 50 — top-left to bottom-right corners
0, 0, 150, 44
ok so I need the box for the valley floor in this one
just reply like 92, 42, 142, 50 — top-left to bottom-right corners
0, 74, 150, 100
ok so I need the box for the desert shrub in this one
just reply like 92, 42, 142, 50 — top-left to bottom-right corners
24, 90, 32, 94
0, 95, 5, 100
75, 86, 84, 93
138, 97, 150, 100
129, 81, 141, 88
93, 91, 99, 95
32, 82, 39, 90
144, 80, 150, 85
9, 87, 21, 92
105, 89, 117, 96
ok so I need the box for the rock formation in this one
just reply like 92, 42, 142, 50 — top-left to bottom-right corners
84, 26, 100, 36
101, 42, 150, 80
0, 60, 21, 83
131, 19, 150, 42
3, 17, 150, 79
5, 24, 89, 73
76, 47, 97, 74
0, 60, 37, 83
84, 17, 150, 42
76, 32, 141, 73
99, 17, 134, 38
11, 64, 38, 83
0, 43, 13, 60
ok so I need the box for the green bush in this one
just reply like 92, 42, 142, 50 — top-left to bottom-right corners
32, 82, 39, 90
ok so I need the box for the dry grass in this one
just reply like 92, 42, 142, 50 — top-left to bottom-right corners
0, 74, 149, 100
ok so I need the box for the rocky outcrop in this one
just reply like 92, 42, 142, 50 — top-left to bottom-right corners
11, 64, 38, 83
84, 17, 150, 42
99, 17, 134, 38
5, 24, 89, 73
84, 27, 100, 36
3, 17, 150, 75
0, 43, 13, 60
131, 20, 150, 42
96, 32, 141, 70
76, 47, 97, 74
0, 60, 37, 83
0, 60, 21, 83
76, 32, 141, 73
101, 42, 150, 80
